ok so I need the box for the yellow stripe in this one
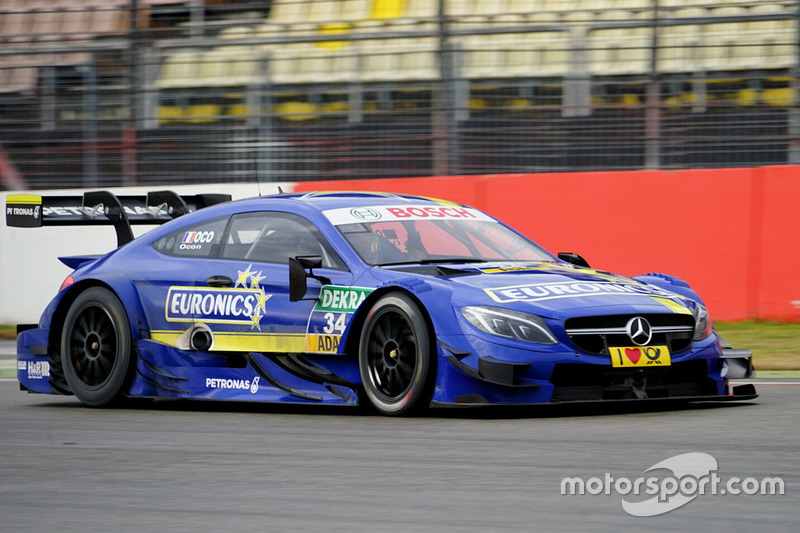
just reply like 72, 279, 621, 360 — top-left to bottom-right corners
6, 194, 42, 205
426, 196, 461, 207
151, 331, 307, 352
651, 297, 693, 315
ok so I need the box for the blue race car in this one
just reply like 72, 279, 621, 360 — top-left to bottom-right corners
8, 190, 756, 415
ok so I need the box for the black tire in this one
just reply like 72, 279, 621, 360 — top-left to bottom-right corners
358, 293, 435, 416
60, 287, 134, 407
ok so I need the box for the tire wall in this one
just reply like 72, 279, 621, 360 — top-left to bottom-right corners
292, 166, 800, 322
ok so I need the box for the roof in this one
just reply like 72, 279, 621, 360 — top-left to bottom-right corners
257, 191, 467, 211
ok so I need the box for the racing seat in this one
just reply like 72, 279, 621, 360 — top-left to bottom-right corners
345, 229, 405, 265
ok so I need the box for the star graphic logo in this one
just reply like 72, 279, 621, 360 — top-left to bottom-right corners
235, 264, 255, 288
255, 291, 271, 314
250, 307, 263, 331
232, 264, 272, 330
249, 270, 265, 289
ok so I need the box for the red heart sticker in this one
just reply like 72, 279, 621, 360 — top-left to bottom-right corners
625, 348, 641, 364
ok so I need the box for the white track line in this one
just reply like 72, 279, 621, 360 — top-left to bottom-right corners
740, 381, 800, 386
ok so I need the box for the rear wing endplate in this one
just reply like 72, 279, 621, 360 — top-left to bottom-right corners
6, 190, 230, 247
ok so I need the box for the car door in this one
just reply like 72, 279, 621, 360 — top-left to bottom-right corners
138, 214, 232, 349
182, 210, 355, 354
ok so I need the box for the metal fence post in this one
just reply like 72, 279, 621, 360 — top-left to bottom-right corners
789, 2, 800, 163
82, 60, 99, 188
432, 0, 450, 177
645, 0, 661, 169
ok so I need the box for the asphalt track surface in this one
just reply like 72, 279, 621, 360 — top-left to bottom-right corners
1, 340, 797, 532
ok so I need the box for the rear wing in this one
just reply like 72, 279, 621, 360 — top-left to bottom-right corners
6, 190, 231, 247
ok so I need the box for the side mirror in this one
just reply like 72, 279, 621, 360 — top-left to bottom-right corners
558, 252, 590, 268
289, 255, 330, 302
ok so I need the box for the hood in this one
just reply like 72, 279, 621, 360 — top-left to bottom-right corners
385, 261, 694, 319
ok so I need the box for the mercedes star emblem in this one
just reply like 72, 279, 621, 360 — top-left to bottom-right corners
626, 316, 653, 346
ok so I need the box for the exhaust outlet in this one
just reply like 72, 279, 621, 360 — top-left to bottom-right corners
175, 323, 215, 351
190, 328, 213, 351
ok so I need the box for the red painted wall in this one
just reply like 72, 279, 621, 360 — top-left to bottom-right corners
293, 167, 800, 322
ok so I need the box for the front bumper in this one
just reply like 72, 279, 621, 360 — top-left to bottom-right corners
431, 383, 758, 407
434, 335, 757, 407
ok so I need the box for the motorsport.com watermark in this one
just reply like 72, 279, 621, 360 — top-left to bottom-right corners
561, 452, 785, 517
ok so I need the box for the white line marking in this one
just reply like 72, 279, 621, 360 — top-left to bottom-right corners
740, 381, 800, 386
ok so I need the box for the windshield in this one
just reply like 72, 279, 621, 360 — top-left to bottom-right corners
338, 218, 555, 266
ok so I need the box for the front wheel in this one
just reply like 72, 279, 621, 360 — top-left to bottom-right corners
358, 293, 435, 416
61, 287, 134, 407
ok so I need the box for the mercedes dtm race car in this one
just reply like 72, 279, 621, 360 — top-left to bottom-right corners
8, 190, 756, 415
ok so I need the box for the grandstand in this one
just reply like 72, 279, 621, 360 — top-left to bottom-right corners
0, 0, 798, 188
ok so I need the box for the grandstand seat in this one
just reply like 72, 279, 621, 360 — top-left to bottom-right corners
563, 8, 593, 38
659, 0, 708, 7
657, 7, 705, 74
611, 0, 652, 10
270, 0, 308, 24
156, 51, 203, 89
0, 64, 38, 94
352, 0, 434, 32
268, 43, 319, 84
58, 7, 93, 45
1, 7, 32, 45
29, 8, 63, 44
505, 0, 538, 19
87, 5, 125, 37
269, 40, 358, 85
401, 0, 437, 21
454, 0, 511, 26
185, 104, 222, 123
589, 10, 653, 76
156, 105, 185, 124
194, 52, 227, 87
762, 87, 795, 106
218, 26, 254, 39
341, 0, 371, 22
359, 37, 439, 82
257, 0, 308, 37
291, 0, 341, 34
206, 46, 262, 87
462, 34, 505, 79
445, 0, 475, 20
273, 100, 320, 121
573, 0, 613, 18
703, 5, 749, 71
742, 3, 797, 71
503, 27, 570, 79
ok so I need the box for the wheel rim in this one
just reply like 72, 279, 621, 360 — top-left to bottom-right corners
67, 305, 118, 388
365, 309, 418, 400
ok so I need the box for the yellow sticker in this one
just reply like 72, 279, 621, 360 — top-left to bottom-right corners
6, 194, 42, 205
609, 346, 671, 367
305, 334, 342, 353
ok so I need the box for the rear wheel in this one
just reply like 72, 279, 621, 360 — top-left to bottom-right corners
359, 293, 435, 416
61, 287, 134, 407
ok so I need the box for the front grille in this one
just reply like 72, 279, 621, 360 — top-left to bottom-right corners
564, 313, 695, 355
550, 360, 716, 402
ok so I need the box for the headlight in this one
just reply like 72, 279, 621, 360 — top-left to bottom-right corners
461, 306, 558, 345
692, 304, 713, 340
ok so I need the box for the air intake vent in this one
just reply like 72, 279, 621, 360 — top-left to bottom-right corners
564, 314, 695, 355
